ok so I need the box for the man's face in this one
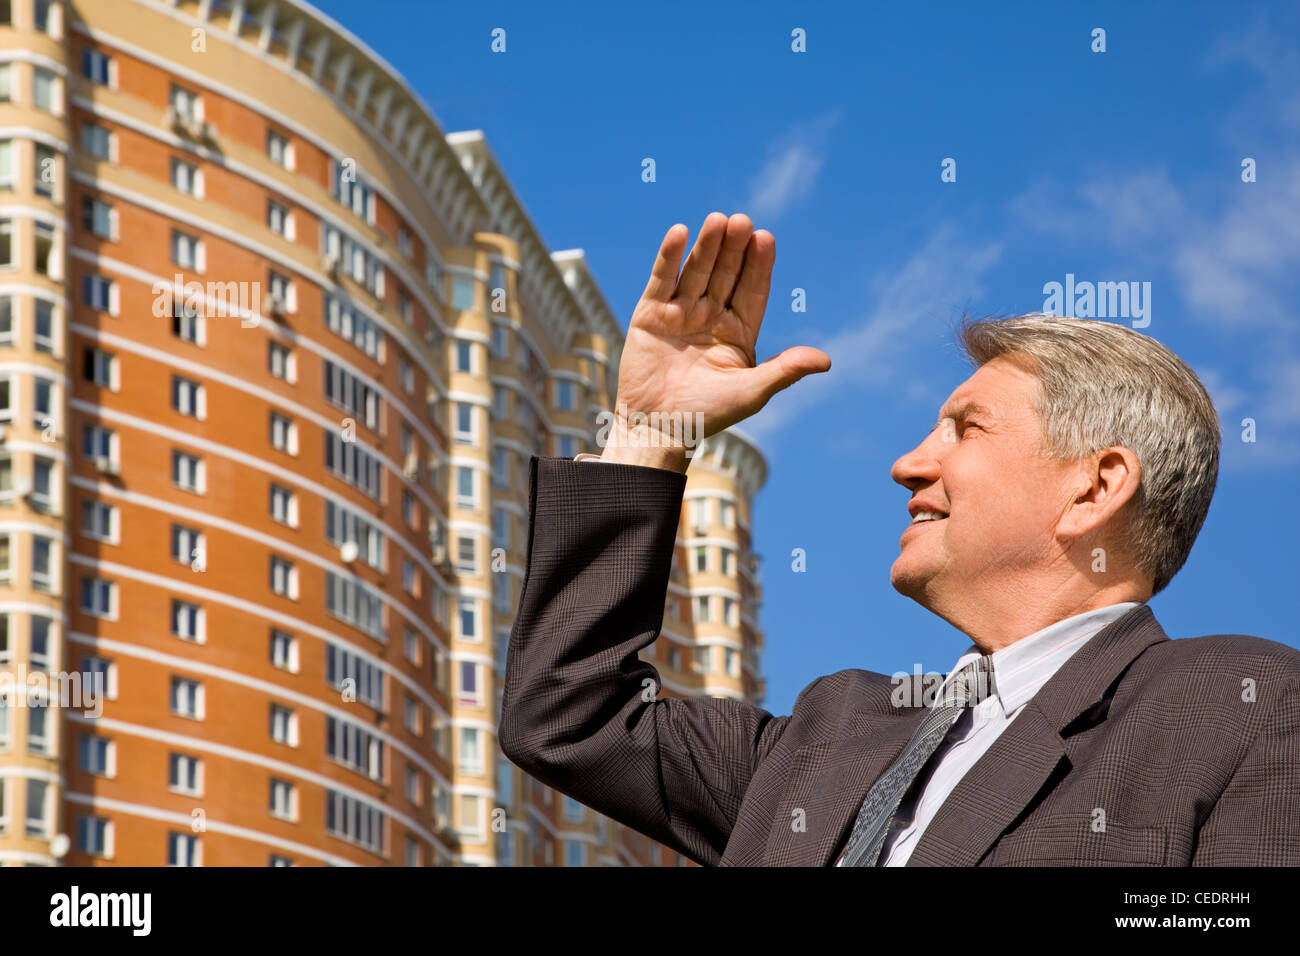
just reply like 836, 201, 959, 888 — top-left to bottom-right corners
889, 356, 1080, 609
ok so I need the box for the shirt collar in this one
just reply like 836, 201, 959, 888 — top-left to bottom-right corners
942, 602, 1144, 718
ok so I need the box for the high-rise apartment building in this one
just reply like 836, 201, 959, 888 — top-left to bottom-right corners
0, 0, 768, 866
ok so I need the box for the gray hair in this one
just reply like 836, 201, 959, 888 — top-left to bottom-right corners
957, 314, 1220, 596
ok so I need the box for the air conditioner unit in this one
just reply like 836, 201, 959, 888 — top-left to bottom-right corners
322, 253, 340, 278
266, 293, 286, 318
93, 456, 119, 475
188, 119, 217, 142
164, 105, 186, 133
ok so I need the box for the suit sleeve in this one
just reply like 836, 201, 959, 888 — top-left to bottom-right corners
1192, 670, 1300, 865
498, 454, 799, 866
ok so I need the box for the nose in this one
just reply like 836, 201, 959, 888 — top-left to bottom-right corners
890, 431, 942, 493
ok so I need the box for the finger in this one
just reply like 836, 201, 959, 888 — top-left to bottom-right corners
675, 212, 729, 300
729, 229, 776, 333
640, 223, 689, 303
705, 213, 755, 309
742, 345, 832, 411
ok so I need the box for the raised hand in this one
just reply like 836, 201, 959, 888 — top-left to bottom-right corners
602, 212, 831, 471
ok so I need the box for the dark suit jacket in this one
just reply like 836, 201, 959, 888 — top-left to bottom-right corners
499, 456, 1300, 865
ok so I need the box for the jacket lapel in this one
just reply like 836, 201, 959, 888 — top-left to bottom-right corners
906, 604, 1170, 865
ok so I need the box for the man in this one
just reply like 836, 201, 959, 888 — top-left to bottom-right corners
499, 212, 1300, 866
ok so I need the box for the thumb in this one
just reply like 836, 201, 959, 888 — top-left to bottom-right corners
744, 346, 831, 407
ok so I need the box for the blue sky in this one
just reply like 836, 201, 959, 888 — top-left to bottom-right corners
314, 0, 1300, 712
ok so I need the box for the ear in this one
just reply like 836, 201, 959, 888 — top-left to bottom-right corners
1058, 446, 1142, 539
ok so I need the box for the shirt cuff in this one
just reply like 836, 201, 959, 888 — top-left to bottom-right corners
574, 453, 616, 464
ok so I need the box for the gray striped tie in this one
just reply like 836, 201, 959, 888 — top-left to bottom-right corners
836, 654, 997, 867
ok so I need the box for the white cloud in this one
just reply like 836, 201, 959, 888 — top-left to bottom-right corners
741, 110, 841, 220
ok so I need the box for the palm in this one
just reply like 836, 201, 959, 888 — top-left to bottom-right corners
615, 213, 831, 441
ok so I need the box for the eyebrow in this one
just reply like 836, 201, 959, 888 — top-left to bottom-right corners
932, 401, 992, 432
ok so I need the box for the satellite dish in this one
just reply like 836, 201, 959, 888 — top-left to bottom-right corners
339, 541, 359, 563
51, 834, 70, 858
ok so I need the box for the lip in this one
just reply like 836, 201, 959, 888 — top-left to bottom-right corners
900, 515, 947, 543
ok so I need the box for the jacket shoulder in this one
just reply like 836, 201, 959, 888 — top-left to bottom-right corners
1144, 631, 1300, 676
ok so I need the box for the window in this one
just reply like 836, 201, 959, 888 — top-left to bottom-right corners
456, 535, 475, 575
172, 450, 204, 493
455, 340, 472, 373
321, 224, 383, 296
0, 296, 10, 343
451, 277, 475, 310
270, 704, 297, 746
270, 855, 293, 867
493, 572, 511, 614
270, 629, 298, 673
491, 323, 510, 359
557, 435, 577, 458
81, 500, 117, 542
325, 789, 385, 854
326, 644, 384, 708
25, 780, 49, 838
31, 456, 54, 510
326, 715, 385, 779
402, 558, 419, 596
34, 1, 57, 36
268, 341, 295, 382
34, 222, 56, 276
689, 498, 708, 530
269, 484, 298, 526
492, 446, 509, 488
0, 614, 10, 666
324, 571, 385, 641
0, 219, 10, 268
324, 296, 382, 360
556, 380, 577, 411
34, 300, 54, 353
458, 597, 477, 641
80, 576, 116, 618
397, 226, 412, 259
565, 841, 587, 867
269, 779, 297, 821
171, 599, 204, 642
267, 199, 294, 240
270, 555, 298, 599
694, 546, 708, 573
0, 534, 10, 585
168, 832, 200, 867
169, 753, 202, 795
492, 506, 510, 550
403, 696, 420, 735
169, 84, 201, 124
30, 617, 51, 670
32, 143, 54, 197
695, 645, 711, 673
0, 65, 9, 104
171, 229, 204, 271
31, 536, 53, 591
563, 796, 585, 823
724, 597, 737, 627
404, 628, 420, 666
80, 123, 114, 161
324, 499, 384, 570
402, 489, 415, 528
171, 523, 204, 568
454, 403, 475, 445
173, 293, 204, 342
267, 129, 294, 169
721, 548, 735, 575
458, 661, 480, 706
398, 356, 413, 393
459, 727, 482, 774
330, 160, 376, 223
269, 412, 298, 455
170, 156, 203, 197
79, 734, 113, 776
726, 646, 740, 677
0, 140, 12, 191
170, 677, 203, 719
322, 359, 379, 430
81, 654, 117, 700
33, 68, 58, 114
82, 273, 117, 313
78, 815, 112, 857
324, 430, 380, 498
82, 195, 116, 239
398, 289, 412, 324
720, 500, 735, 529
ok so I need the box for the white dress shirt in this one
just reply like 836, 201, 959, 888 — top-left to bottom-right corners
573, 455, 1142, 867
843, 600, 1143, 866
